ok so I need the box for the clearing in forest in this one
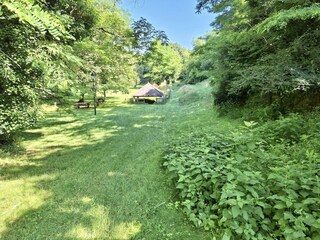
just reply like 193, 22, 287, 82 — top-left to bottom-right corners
0, 83, 223, 239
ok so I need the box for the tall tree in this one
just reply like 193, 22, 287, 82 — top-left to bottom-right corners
130, 17, 170, 84
192, 0, 320, 110
131, 17, 169, 54
0, 0, 92, 142
72, 1, 138, 100
145, 41, 184, 84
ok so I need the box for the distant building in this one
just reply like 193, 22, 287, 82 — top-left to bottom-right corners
133, 83, 165, 104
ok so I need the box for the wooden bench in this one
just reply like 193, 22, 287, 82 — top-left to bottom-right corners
74, 102, 90, 109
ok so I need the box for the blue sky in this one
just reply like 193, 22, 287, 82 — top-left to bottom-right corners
120, 0, 215, 49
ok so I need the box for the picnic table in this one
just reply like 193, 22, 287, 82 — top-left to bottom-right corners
74, 102, 90, 108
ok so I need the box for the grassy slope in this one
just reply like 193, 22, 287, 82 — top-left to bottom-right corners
0, 82, 238, 239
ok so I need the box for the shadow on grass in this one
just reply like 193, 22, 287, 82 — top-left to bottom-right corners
2, 200, 98, 240
1, 103, 209, 239
37, 119, 78, 128
19, 131, 44, 141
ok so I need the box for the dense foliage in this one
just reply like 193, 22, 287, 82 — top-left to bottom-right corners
144, 42, 187, 84
132, 17, 169, 54
184, 0, 320, 110
164, 114, 320, 239
0, 0, 87, 142
181, 37, 214, 84
165, 2, 320, 237
131, 18, 188, 85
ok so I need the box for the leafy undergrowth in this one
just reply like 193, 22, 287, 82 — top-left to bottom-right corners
164, 112, 320, 239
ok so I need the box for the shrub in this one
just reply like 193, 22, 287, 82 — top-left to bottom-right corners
177, 81, 212, 106
164, 116, 320, 239
256, 113, 306, 144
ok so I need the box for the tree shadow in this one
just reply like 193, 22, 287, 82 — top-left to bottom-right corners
1, 132, 147, 239
19, 131, 44, 141
0, 103, 209, 239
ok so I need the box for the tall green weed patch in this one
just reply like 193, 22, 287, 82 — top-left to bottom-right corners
177, 81, 212, 106
164, 115, 320, 239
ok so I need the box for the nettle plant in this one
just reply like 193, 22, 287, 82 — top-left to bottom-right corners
163, 117, 320, 239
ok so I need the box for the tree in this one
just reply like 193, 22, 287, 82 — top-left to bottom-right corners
192, 0, 320, 110
182, 36, 214, 84
0, 0, 92, 142
72, 1, 138, 100
145, 41, 184, 84
130, 17, 171, 84
131, 17, 169, 54
1, 0, 74, 40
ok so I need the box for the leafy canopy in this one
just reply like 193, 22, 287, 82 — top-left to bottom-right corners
185, 0, 320, 111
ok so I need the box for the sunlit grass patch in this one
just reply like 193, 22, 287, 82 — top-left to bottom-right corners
0, 83, 232, 239
0, 174, 52, 234
110, 221, 142, 240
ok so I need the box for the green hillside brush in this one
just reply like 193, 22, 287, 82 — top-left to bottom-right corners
164, 115, 320, 239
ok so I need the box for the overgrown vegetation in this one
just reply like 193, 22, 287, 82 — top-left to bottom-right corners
164, 111, 320, 239
164, 82, 320, 239
184, 0, 320, 111
177, 81, 212, 106
171, 3, 320, 236
172, 7, 320, 236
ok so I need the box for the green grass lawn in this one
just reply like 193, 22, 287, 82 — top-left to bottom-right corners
0, 82, 238, 239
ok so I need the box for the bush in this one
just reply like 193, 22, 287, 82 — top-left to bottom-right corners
0, 104, 39, 143
164, 115, 320, 239
256, 114, 306, 144
178, 91, 200, 105
177, 81, 212, 106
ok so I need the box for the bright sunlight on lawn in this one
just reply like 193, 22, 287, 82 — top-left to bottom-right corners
0, 83, 234, 239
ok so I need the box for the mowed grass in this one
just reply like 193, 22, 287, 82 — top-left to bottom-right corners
0, 82, 237, 239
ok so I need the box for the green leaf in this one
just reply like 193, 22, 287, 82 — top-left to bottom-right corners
285, 200, 293, 208
235, 154, 245, 161
222, 231, 232, 240
255, 207, 264, 219
242, 210, 249, 221
231, 205, 241, 218
292, 231, 306, 238
176, 183, 184, 189
227, 172, 235, 181
274, 203, 286, 209
247, 142, 256, 150
284, 212, 295, 221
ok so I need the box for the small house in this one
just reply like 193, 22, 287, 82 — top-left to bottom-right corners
133, 83, 165, 104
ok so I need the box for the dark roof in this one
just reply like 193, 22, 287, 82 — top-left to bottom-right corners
133, 83, 164, 97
